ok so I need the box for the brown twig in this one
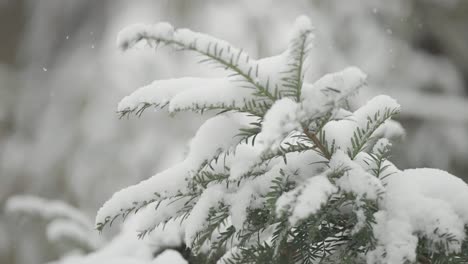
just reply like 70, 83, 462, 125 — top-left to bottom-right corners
302, 125, 331, 160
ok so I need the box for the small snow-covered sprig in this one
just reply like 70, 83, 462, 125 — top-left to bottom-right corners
280, 16, 314, 101
6, 195, 93, 228
6, 195, 102, 252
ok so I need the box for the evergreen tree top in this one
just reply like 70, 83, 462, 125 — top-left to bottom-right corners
96, 15, 468, 264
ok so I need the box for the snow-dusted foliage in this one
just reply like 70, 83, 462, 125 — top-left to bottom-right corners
5, 196, 102, 254
5, 196, 187, 264
96, 16, 468, 263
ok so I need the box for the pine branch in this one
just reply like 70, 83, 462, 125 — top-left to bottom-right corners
191, 203, 231, 254
348, 107, 400, 159
122, 30, 277, 102
96, 195, 159, 232
170, 38, 277, 101
105, 16, 468, 264
365, 142, 394, 180
96, 152, 228, 232
303, 125, 332, 159
118, 99, 270, 118
280, 29, 312, 101
236, 141, 314, 181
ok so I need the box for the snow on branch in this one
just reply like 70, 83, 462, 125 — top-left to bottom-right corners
6, 195, 93, 228
369, 168, 468, 263
5, 195, 102, 253
117, 16, 318, 119
301, 66, 367, 114
117, 21, 273, 101
47, 219, 102, 251
98, 14, 468, 263
281, 15, 314, 101
322, 94, 400, 158
276, 173, 337, 225
95, 113, 255, 231
117, 77, 262, 117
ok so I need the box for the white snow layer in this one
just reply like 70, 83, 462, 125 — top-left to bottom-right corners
184, 184, 225, 246
301, 67, 367, 114
276, 174, 337, 225
152, 249, 188, 264
117, 77, 255, 114
47, 219, 102, 250
117, 16, 316, 118
117, 21, 255, 81
259, 98, 301, 150
96, 113, 253, 227
329, 150, 384, 199
368, 168, 468, 264
5, 195, 93, 228
323, 95, 400, 151
134, 198, 189, 234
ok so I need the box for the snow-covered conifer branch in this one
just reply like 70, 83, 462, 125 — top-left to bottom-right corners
98, 15, 468, 264
6, 196, 102, 253
6, 195, 93, 228
47, 219, 102, 251
118, 22, 276, 103
96, 113, 255, 231
117, 78, 273, 118
280, 16, 314, 101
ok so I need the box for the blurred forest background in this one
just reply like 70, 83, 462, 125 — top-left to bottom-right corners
0, 0, 467, 263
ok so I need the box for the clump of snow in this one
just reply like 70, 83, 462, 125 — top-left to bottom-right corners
143, 219, 186, 256
47, 219, 102, 250
117, 77, 259, 115
184, 185, 225, 246
373, 120, 405, 141
117, 77, 222, 112
329, 150, 384, 199
373, 138, 391, 153
351, 205, 367, 234
228, 143, 264, 181
153, 249, 188, 264
353, 95, 400, 128
96, 113, 254, 228
229, 150, 327, 229
134, 198, 188, 234
186, 114, 253, 165
228, 162, 283, 229
285, 15, 314, 64
259, 98, 301, 150
321, 119, 357, 151
369, 168, 468, 263
276, 174, 337, 225
168, 81, 254, 113
289, 15, 313, 38
301, 67, 367, 111
116, 76, 270, 116
322, 95, 400, 152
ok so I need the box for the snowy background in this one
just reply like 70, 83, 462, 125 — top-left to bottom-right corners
0, 0, 467, 263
